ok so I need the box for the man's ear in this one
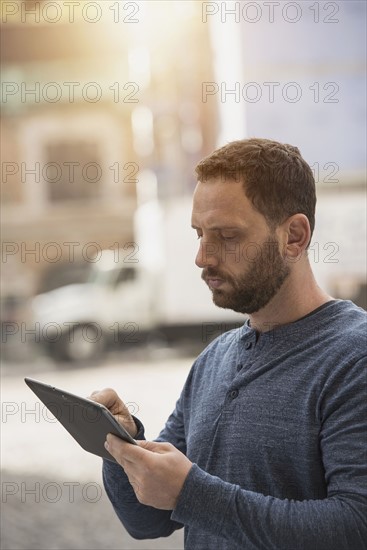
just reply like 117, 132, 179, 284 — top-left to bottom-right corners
279, 214, 311, 262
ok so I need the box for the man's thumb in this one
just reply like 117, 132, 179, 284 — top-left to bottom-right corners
136, 440, 170, 453
136, 440, 155, 451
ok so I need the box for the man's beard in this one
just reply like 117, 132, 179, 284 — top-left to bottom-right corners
202, 237, 290, 314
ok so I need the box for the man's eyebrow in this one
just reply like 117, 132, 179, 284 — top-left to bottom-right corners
191, 224, 243, 231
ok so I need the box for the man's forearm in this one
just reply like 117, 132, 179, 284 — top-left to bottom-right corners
172, 464, 367, 550
102, 457, 183, 540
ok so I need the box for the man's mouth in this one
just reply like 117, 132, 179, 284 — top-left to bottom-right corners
205, 278, 225, 289
202, 270, 229, 289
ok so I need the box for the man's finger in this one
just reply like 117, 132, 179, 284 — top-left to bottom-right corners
105, 434, 174, 462
89, 388, 117, 408
105, 433, 148, 463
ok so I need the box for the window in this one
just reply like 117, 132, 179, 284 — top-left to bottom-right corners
45, 141, 101, 202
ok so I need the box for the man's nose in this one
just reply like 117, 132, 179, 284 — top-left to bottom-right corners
195, 241, 220, 268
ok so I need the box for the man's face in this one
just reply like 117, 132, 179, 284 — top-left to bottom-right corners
191, 178, 290, 314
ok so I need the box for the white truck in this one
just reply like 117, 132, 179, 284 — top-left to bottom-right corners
32, 199, 244, 362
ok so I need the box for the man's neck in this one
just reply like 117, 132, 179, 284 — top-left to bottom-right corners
248, 266, 334, 333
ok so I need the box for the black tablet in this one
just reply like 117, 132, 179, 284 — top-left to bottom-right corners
24, 377, 137, 462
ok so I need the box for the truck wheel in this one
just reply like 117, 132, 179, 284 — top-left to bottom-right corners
57, 324, 105, 363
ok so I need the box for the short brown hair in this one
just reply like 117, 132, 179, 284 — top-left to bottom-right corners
195, 138, 316, 243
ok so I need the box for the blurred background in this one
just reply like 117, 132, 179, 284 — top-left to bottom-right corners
1, 1, 366, 549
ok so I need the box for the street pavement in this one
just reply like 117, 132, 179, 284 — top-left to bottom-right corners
1, 348, 195, 550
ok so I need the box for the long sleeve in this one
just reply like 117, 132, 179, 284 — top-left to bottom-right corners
171, 355, 367, 549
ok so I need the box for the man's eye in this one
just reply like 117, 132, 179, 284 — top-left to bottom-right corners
221, 234, 236, 240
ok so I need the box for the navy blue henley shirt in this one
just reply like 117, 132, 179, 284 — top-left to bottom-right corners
103, 299, 367, 549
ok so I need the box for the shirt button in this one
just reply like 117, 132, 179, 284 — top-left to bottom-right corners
230, 389, 239, 399
245, 341, 253, 349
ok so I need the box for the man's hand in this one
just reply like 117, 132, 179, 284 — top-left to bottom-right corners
105, 434, 193, 510
89, 388, 138, 438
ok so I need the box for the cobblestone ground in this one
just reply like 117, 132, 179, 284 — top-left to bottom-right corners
1, 471, 183, 550
1, 470, 184, 550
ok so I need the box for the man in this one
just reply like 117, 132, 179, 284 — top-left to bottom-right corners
91, 139, 366, 549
